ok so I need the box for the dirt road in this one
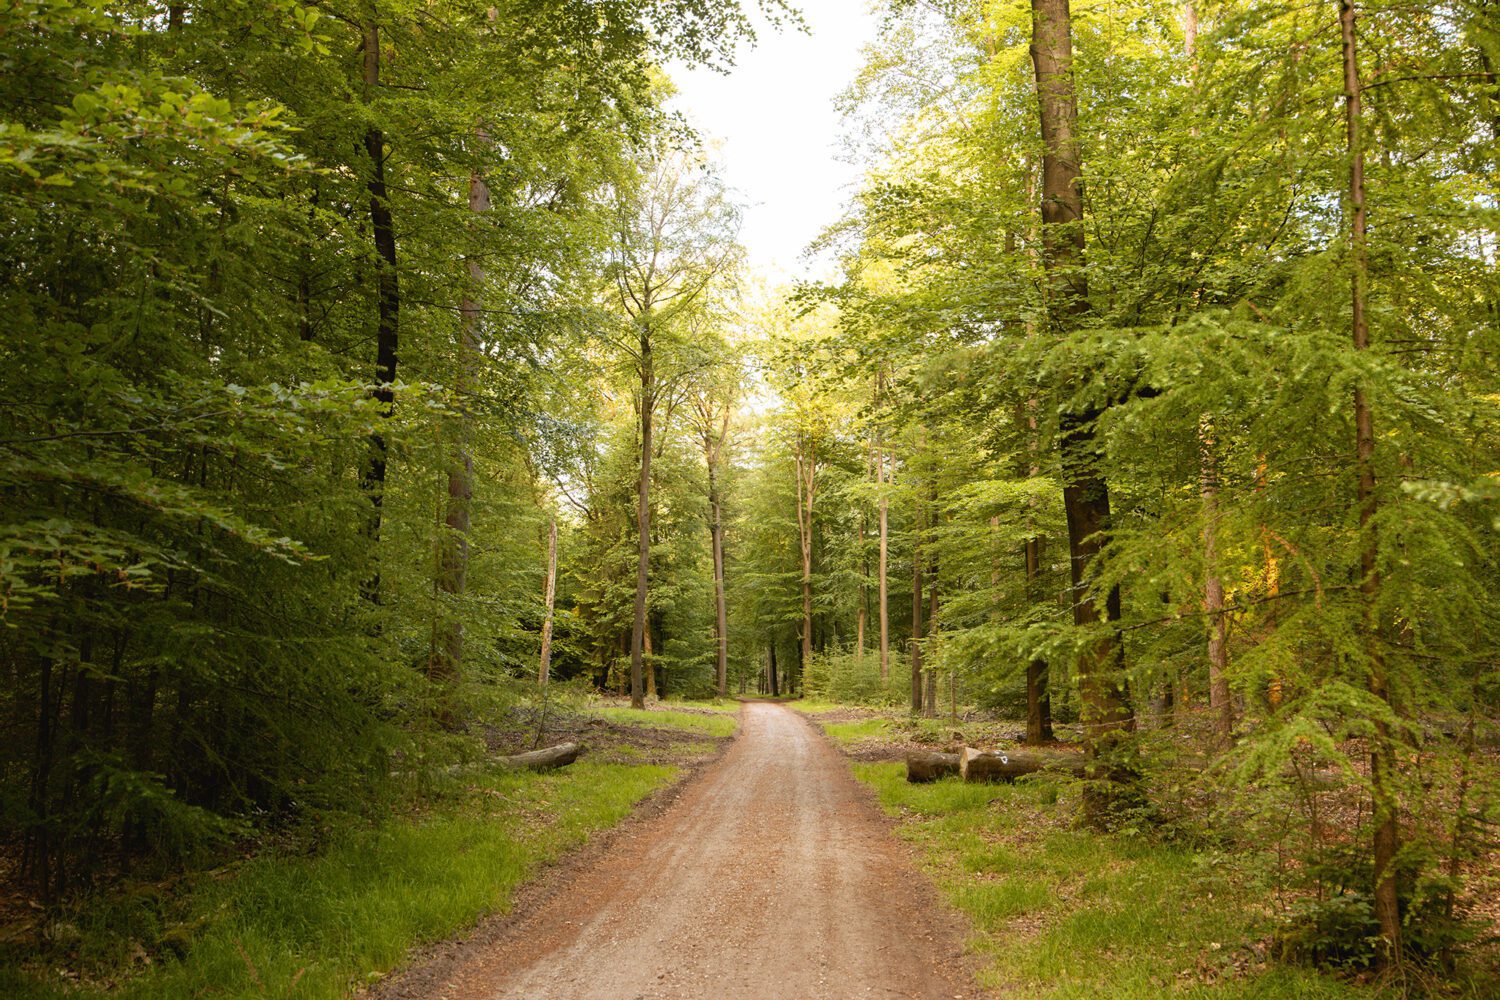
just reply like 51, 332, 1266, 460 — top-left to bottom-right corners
401, 701, 979, 999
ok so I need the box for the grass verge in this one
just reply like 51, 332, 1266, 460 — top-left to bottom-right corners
2, 761, 675, 1000
590, 705, 738, 738
852, 762, 1374, 999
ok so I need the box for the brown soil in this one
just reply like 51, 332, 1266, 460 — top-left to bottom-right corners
376, 701, 983, 999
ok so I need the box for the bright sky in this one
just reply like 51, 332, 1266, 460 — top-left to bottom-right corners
667, 1, 880, 281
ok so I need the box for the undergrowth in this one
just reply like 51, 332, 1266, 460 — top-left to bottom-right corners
1, 761, 675, 1000
852, 762, 1388, 999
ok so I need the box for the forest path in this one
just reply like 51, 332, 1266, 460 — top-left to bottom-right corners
402, 701, 980, 999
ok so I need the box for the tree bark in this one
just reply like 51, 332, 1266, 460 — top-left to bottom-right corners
1029, 0, 1133, 824
631, 332, 653, 710
710, 470, 728, 697
1200, 415, 1232, 741
906, 751, 960, 783
924, 547, 939, 718
1022, 404, 1053, 744
428, 163, 487, 698
910, 508, 924, 715
360, 21, 400, 602
795, 444, 816, 678
539, 517, 557, 686
877, 372, 891, 685
960, 747, 1087, 782
496, 742, 580, 772
1340, 0, 1402, 961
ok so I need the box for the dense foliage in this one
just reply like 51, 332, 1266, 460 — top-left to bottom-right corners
1, 0, 1495, 989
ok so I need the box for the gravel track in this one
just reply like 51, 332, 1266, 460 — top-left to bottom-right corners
404, 701, 980, 1000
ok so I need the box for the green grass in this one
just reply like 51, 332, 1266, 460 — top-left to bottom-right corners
659, 697, 738, 713
3, 761, 675, 1000
819, 717, 893, 746
591, 705, 738, 738
852, 763, 1372, 999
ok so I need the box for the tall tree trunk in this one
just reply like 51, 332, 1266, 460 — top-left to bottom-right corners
924, 551, 938, 718
1340, 0, 1402, 961
857, 499, 869, 662
768, 643, 779, 697
1200, 415, 1232, 741
709, 467, 728, 697
429, 165, 488, 698
1029, 0, 1133, 824
910, 508, 924, 715
877, 373, 891, 685
539, 517, 557, 686
1024, 533, 1054, 744
360, 21, 399, 602
796, 445, 816, 680
1021, 401, 1054, 744
631, 333, 653, 710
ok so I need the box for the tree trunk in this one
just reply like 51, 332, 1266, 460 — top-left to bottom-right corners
910, 517, 924, 715
539, 517, 557, 686
631, 333, 653, 710
1200, 415, 1232, 741
877, 372, 891, 685
360, 21, 400, 602
857, 511, 868, 662
1022, 404, 1054, 744
768, 643, 779, 697
924, 548, 939, 718
960, 747, 1087, 783
1029, 0, 1132, 824
710, 472, 728, 698
906, 751, 960, 783
496, 742, 580, 772
1340, 0, 1401, 961
429, 164, 488, 700
796, 445, 816, 678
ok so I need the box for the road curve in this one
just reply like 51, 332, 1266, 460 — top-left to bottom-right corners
415, 701, 979, 1000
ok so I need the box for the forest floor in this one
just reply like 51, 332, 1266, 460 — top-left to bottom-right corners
796, 703, 1500, 999
373, 700, 982, 1000
0, 700, 734, 1000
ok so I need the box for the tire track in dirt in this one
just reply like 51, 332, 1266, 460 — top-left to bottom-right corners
403, 701, 981, 1000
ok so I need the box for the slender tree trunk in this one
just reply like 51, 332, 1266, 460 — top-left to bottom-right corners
644, 615, 657, 700
796, 445, 816, 679
857, 513, 869, 661
709, 469, 728, 697
1021, 402, 1054, 744
924, 551, 938, 718
1340, 0, 1401, 961
910, 508, 924, 715
1030, 0, 1132, 824
539, 517, 557, 686
768, 643, 779, 697
360, 21, 399, 601
1200, 415, 1232, 741
877, 373, 891, 684
429, 166, 488, 697
631, 333, 653, 710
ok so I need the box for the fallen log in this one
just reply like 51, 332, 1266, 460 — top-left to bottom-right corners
959, 746, 1087, 783
496, 742, 581, 772
905, 751, 961, 783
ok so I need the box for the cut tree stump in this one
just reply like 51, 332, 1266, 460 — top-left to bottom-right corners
905, 751, 961, 783
496, 742, 581, 772
959, 746, 1086, 783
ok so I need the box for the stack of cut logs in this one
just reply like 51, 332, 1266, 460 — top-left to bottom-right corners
905, 747, 1086, 783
